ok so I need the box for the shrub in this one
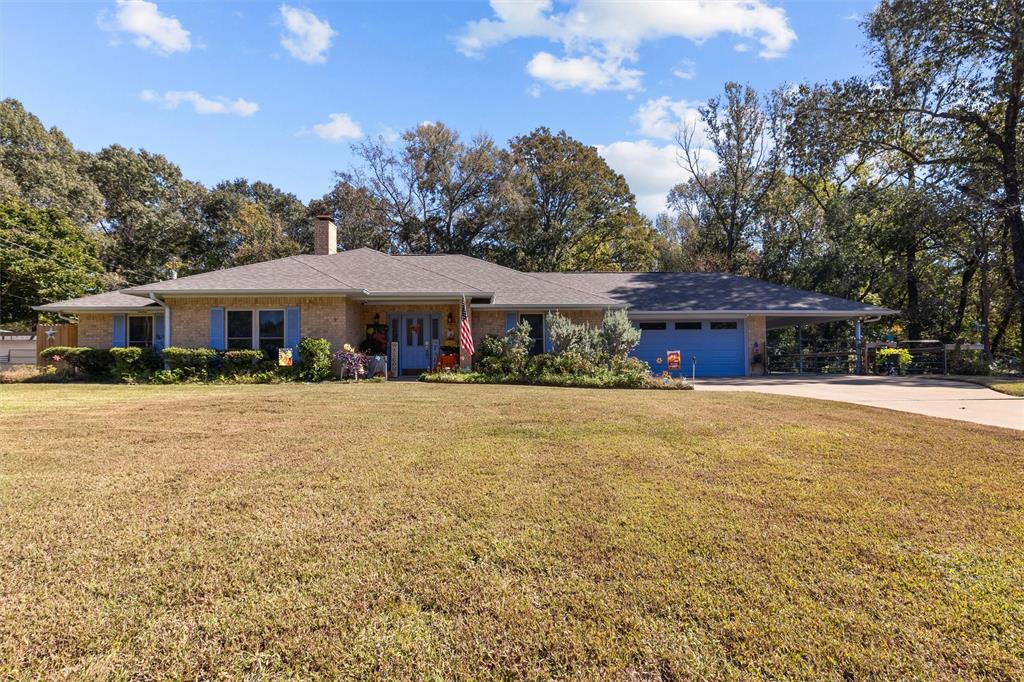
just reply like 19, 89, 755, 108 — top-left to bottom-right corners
505, 320, 534, 356
222, 349, 268, 375
601, 309, 641, 360
544, 312, 604, 363
39, 346, 114, 377
298, 337, 333, 382
478, 335, 504, 360
110, 347, 159, 380
611, 356, 653, 386
526, 351, 596, 378
162, 347, 218, 378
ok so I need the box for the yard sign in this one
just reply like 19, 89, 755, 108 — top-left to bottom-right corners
667, 350, 681, 371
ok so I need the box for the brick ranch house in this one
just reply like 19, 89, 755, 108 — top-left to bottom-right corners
36, 217, 894, 377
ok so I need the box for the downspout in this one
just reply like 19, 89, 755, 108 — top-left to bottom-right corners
150, 293, 170, 366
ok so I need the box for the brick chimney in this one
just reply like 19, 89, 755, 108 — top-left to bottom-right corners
313, 215, 337, 255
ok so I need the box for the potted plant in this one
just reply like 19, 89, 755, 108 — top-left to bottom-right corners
876, 347, 912, 375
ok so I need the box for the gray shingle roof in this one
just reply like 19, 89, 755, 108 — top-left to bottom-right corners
38, 248, 895, 317
534, 272, 897, 314
396, 255, 619, 306
34, 291, 160, 312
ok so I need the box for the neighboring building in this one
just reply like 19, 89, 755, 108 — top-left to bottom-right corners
35, 217, 895, 377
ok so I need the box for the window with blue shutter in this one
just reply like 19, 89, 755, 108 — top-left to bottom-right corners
285, 306, 301, 360
153, 314, 166, 350
505, 312, 517, 332
209, 307, 226, 350
112, 314, 127, 348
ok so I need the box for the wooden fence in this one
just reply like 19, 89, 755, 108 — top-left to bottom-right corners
35, 324, 78, 366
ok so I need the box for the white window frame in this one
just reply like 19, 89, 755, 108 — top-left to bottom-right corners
225, 308, 287, 352
126, 314, 156, 348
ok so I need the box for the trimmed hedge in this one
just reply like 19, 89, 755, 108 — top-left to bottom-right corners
162, 347, 218, 376
222, 349, 269, 375
39, 346, 114, 377
110, 347, 160, 379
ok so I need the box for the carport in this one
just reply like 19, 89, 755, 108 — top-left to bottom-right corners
534, 271, 898, 378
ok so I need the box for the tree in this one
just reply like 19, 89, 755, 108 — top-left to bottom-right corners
671, 83, 784, 272
309, 176, 392, 251
0, 99, 103, 226
210, 179, 310, 250
86, 145, 206, 283
857, 0, 1024, 360
225, 201, 300, 266
0, 199, 104, 324
498, 127, 655, 271
345, 123, 503, 254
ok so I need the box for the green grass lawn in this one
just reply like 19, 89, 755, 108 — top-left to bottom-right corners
1, 383, 1021, 679
928, 374, 1024, 397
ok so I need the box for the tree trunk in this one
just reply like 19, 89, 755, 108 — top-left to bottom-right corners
905, 243, 921, 340
951, 256, 977, 340
979, 253, 992, 361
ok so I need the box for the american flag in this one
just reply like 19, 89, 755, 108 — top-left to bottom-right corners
460, 297, 474, 357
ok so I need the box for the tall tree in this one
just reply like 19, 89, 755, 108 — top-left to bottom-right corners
860, 0, 1024, 360
309, 176, 392, 252
0, 199, 104, 324
0, 99, 103, 226
346, 123, 502, 254
671, 83, 784, 272
498, 127, 655, 271
86, 145, 206, 283
225, 202, 300, 266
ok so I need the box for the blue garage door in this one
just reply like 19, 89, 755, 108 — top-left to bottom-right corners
630, 320, 745, 377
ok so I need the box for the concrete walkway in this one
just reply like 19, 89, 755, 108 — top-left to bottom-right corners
699, 375, 1024, 431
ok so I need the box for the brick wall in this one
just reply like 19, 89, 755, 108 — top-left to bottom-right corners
165, 296, 351, 349
745, 314, 767, 376
78, 313, 114, 348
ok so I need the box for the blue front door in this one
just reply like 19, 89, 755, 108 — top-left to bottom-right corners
399, 313, 430, 374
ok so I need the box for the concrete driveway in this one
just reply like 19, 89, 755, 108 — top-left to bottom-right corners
699, 375, 1024, 431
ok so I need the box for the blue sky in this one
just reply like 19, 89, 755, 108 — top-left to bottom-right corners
1, 0, 878, 217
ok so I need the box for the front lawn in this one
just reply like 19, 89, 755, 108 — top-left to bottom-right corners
927, 374, 1024, 397
1, 383, 1021, 679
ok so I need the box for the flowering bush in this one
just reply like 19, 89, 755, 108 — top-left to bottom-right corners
333, 343, 367, 380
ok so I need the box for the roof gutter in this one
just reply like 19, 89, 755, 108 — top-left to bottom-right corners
470, 303, 626, 310
625, 309, 898, 318
122, 288, 367, 298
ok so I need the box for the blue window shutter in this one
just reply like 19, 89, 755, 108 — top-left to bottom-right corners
543, 313, 552, 353
112, 314, 127, 347
153, 314, 165, 351
286, 306, 301, 360
505, 312, 517, 332
209, 307, 225, 350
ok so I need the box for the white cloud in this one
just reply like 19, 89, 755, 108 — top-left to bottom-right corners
734, 43, 751, 53
526, 52, 642, 92
103, 0, 191, 55
528, 84, 542, 98
312, 113, 363, 141
672, 58, 696, 80
379, 126, 401, 143
140, 90, 258, 117
597, 140, 686, 217
279, 5, 336, 63
633, 97, 704, 142
456, 0, 796, 91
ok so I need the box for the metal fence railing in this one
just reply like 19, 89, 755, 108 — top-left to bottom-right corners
767, 340, 1010, 376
